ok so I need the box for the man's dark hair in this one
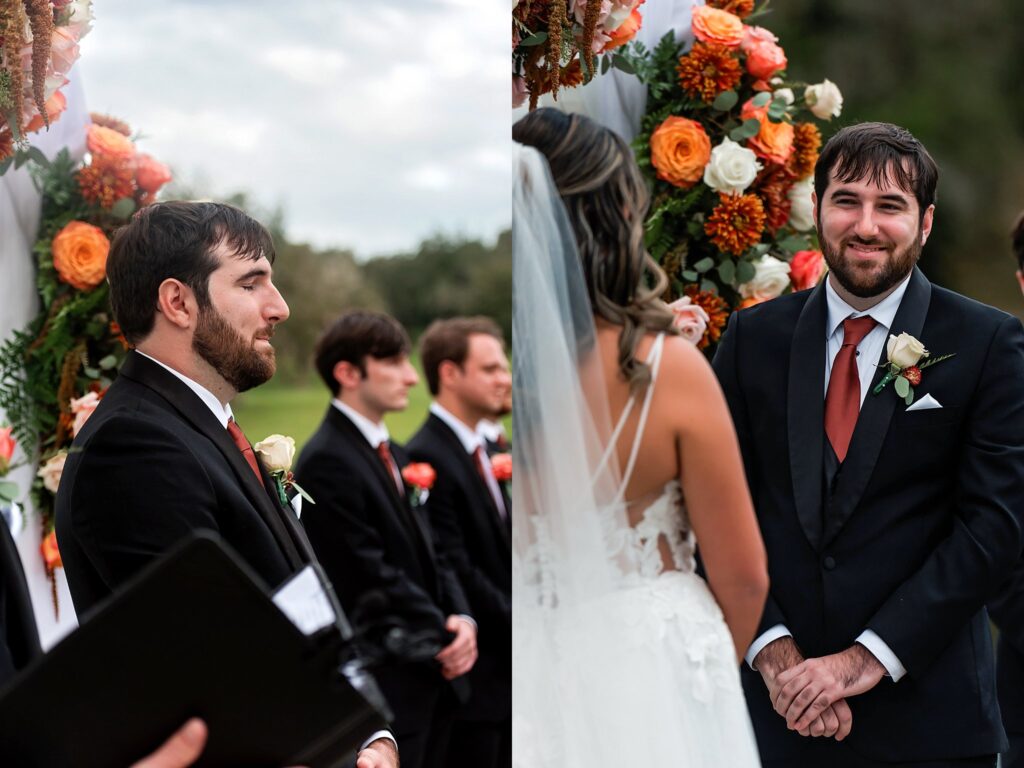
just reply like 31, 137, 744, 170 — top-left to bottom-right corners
1013, 211, 1024, 272
419, 316, 504, 396
313, 311, 411, 395
814, 122, 939, 221
106, 201, 276, 344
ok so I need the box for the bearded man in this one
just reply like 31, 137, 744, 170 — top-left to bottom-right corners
713, 122, 1024, 767
54, 202, 396, 768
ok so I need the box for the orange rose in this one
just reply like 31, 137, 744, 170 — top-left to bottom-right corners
789, 249, 825, 291
691, 5, 745, 48
24, 90, 68, 134
602, 8, 643, 52
402, 462, 437, 490
87, 124, 136, 162
52, 221, 111, 291
650, 116, 711, 189
41, 529, 63, 571
0, 426, 15, 474
491, 453, 513, 483
741, 98, 794, 166
135, 153, 173, 194
744, 39, 787, 80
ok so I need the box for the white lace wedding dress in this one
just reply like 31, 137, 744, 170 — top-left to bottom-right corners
514, 334, 761, 767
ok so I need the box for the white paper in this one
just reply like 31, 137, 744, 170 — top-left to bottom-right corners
272, 565, 337, 636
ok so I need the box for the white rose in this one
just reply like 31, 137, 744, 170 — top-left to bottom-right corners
64, 0, 94, 40
254, 434, 296, 473
739, 254, 791, 301
804, 79, 843, 121
787, 177, 815, 232
37, 452, 68, 495
702, 138, 763, 195
886, 333, 928, 369
774, 87, 795, 106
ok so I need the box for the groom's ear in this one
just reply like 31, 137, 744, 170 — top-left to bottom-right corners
811, 190, 819, 231
155, 278, 196, 331
919, 204, 935, 246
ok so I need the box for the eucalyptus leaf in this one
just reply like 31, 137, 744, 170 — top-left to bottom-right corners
0, 481, 18, 503
905, 390, 915, 406
98, 355, 118, 370
751, 91, 772, 107
612, 55, 636, 75
700, 279, 718, 294
681, 270, 699, 281
111, 197, 137, 219
729, 118, 762, 142
712, 90, 739, 111
776, 236, 806, 254
83, 366, 100, 379
519, 31, 548, 46
717, 260, 736, 284
736, 260, 756, 284
894, 376, 910, 398
601, 55, 612, 74
693, 257, 715, 273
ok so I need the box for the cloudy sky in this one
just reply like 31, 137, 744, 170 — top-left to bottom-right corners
78, 0, 509, 257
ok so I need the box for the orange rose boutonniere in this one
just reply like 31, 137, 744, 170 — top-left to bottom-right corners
491, 453, 512, 484
402, 462, 436, 506
41, 529, 63, 571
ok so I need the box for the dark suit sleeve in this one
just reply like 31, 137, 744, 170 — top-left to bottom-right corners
714, 312, 789, 636
867, 315, 1024, 677
990, 559, 1024, 654
297, 451, 449, 633
64, 416, 223, 592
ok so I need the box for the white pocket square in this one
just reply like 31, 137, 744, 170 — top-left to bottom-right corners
906, 393, 942, 411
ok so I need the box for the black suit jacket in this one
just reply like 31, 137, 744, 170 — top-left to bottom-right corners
295, 406, 470, 728
714, 268, 1024, 761
990, 562, 1024, 736
55, 351, 315, 617
0, 521, 41, 686
407, 414, 510, 722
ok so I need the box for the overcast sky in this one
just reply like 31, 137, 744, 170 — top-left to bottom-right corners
78, 0, 509, 258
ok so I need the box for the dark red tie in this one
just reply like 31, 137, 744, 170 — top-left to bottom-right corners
473, 446, 507, 520
824, 315, 878, 462
376, 441, 405, 496
495, 433, 509, 451
226, 418, 263, 484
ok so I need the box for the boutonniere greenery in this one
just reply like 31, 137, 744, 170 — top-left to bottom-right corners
254, 434, 315, 507
872, 332, 955, 405
401, 462, 436, 507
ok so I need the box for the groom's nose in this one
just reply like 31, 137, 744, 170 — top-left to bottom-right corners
854, 205, 881, 239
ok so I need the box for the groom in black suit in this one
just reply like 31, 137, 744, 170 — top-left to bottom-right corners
54, 201, 397, 768
407, 317, 512, 768
295, 310, 478, 768
714, 123, 1024, 767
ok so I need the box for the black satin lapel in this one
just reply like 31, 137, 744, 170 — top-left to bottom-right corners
787, 283, 828, 551
118, 352, 305, 568
823, 268, 932, 545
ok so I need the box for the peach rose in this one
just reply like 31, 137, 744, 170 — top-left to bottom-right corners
70, 391, 102, 437
691, 5, 745, 48
650, 116, 712, 189
789, 249, 825, 291
41, 529, 63, 570
402, 462, 437, 490
741, 98, 794, 166
491, 453, 512, 483
24, 91, 68, 134
0, 427, 15, 474
744, 38, 787, 80
52, 220, 111, 291
37, 452, 68, 495
50, 27, 80, 76
602, 8, 643, 51
135, 154, 172, 194
87, 124, 136, 162
667, 296, 710, 346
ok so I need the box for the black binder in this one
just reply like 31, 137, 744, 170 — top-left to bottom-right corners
0, 533, 389, 767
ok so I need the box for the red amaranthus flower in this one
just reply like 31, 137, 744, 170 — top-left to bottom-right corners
677, 42, 743, 103
705, 193, 766, 255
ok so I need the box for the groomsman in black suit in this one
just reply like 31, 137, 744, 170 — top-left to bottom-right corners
53, 202, 396, 768
407, 317, 512, 768
0, 517, 41, 686
989, 210, 1024, 768
295, 310, 478, 768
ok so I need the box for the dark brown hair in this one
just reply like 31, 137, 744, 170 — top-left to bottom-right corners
106, 201, 275, 344
513, 108, 674, 392
814, 122, 939, 220
314, 311, 411, 395
419, 316, 504, 396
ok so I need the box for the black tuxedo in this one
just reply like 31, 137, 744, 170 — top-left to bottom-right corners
295, 406, 470, 768
713, 268, 1024, 764
407, 413, 510, 768
989, 563, 1024, 767
0, 521, 41, 686
55, 351, 316, 617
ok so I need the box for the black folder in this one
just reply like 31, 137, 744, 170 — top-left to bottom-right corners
0, 533, 389, 767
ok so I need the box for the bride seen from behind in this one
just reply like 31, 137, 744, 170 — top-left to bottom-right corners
511, 108, 768, 766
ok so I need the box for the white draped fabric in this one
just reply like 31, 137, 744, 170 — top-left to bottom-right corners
0, 68, 89, 648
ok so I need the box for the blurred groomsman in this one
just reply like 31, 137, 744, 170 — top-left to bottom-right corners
295, 311, 478, 768
989, 210, 1024, 768
476, 383, 511, 455
407, 317, 512, 768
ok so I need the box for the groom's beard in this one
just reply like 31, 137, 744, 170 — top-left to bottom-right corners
192, 305, 276, 393
820, 221, 922, 300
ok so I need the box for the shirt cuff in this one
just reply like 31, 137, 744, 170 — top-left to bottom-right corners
855, 630, 906, 682
455, 613, 477, 631
745, 624, 792, 670
359, 730, 397, 752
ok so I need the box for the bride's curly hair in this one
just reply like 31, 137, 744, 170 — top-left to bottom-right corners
513, 108, 675, 392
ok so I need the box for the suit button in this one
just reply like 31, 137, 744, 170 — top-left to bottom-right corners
823, 556, 836, 570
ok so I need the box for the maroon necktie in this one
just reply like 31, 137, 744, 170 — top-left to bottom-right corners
376, 441, 405, 496
824, 315, 878, 462
226, 418, 263, 484
473, 446, 507, 520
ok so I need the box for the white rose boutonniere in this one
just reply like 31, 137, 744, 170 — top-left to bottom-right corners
872, 332, 955, 405
254, 434, 314, 507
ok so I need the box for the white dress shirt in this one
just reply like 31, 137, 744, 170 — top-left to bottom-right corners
745, 275, 911, 682
476, 419, 508, 446
430, 402, 507, 519
332, 399, 391, 450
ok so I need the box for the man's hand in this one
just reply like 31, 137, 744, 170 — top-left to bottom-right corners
434, 615, 478, 680
773, 643, 885, 735
754, 637, 853, 740
356, 737, 399, 768
130, 719, 207, 768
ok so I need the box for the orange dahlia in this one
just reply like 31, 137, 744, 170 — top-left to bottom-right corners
706, 0, 754, 18
87, 124, 136, 162
78, 158, 136, 209
789, 122, 821, 180
684, 285, 730, 349
754, 164, 796, 236
677, 42, 743, 103
705, 193, 766, 255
